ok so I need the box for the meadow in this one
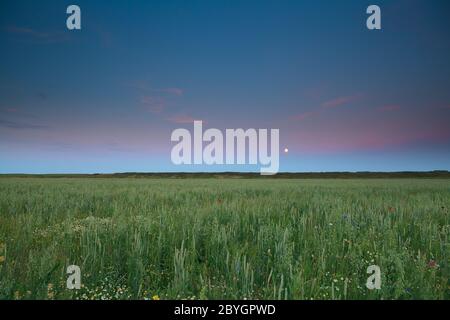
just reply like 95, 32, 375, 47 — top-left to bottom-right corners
0, 177, 448, 300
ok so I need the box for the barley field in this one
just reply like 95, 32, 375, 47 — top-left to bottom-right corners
0, 178, 448, 300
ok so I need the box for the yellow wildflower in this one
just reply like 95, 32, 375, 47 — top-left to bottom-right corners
152, 295, 160, 300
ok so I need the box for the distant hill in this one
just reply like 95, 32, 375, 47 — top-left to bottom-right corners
1, 171, 450, 179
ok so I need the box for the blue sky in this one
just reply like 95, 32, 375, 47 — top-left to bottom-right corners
1, 0, 450, 173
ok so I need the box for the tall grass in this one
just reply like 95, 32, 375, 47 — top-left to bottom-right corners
0, 178, 448, 300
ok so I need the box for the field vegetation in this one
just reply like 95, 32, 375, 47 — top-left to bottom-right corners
0, 177, 448, 300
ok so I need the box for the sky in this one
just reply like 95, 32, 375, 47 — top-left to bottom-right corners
1, 0, 449, 173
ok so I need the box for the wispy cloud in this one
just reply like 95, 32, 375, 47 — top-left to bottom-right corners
6, 26, 68, 43
290, 126, 450, 154
6, 26, 50, 38
127, 81, 184, 96
132, 82, 184, 114
291, 110, 319, 121
2, 107, 38, 119
0, 119, 49, 130
141, 96, 166, 113
4, 108, 19, 113
167, 115, 201, 124
322, 94, 363, 108
291, 93, 363, 122
378, 105, 401, 112
157, 87, 184, 96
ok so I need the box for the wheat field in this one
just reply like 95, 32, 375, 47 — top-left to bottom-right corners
0, 178, 448, 300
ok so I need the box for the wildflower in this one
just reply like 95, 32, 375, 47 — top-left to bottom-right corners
152, 295, 160, 300
47, 283, 55, 299
427, 260, 438, 269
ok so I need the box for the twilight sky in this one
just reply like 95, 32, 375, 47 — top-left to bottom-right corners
1, 0, 449, 173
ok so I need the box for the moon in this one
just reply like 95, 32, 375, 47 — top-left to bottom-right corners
284, 148, 289, 153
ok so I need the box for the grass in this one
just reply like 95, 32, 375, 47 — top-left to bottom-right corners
0, 178, 448, 300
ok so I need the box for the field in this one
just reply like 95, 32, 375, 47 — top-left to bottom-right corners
0, 177, 448, 300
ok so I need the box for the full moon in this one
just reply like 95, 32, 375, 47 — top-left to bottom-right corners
284, 148, 289, 153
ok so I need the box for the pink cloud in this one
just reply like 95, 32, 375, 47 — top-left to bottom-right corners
2, 107, 37, 119
322, 94, 363, 108
6, 26, 50, 38
127, 82, 184, 96
141, 96, 166, 113
291, 111, 318, 121
167, 115, 203, 124
289, 92, 362, 122
138, 87, 184, 114
158, 87, 184, 96
287, 116, 450, 154
6, 26, 68, 43
378, 105, 401, 112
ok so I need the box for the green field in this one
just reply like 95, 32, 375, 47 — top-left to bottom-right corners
0, 178, 448, 300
